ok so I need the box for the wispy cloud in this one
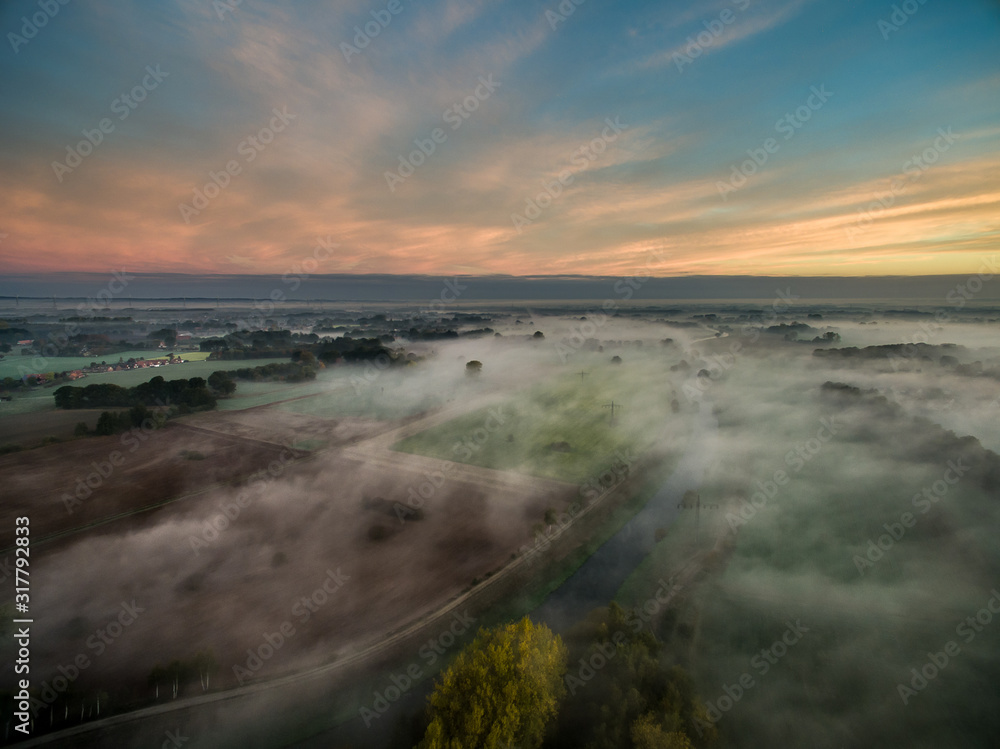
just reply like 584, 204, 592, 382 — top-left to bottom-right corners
627, 0, 813, 73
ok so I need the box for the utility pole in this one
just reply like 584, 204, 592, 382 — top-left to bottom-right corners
602, 401, 623, 424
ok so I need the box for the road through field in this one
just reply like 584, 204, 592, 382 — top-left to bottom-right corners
16, 393, 708, 749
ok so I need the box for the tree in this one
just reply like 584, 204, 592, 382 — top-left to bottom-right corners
208, 370, 237, 395
54, 385, 82, 409
552, 602, 715, 749
166, 659, 194, 699
148, 664, 167, 700
419, 617, 567, 749
466, 360, 483, 376
148, 328, 177, 347
194, 650, 218, 691
292, 349, 317, 366
94, 411, 117, 436
631, 713, 693, 749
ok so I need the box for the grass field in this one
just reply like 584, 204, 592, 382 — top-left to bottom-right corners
0, 350, 210, 379
275, 383, 440, 420
0, 358, 287, 423
393, 371, 670, 482
0, 390, 55, 417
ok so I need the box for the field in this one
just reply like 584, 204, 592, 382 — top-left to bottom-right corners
275, 382, 441, 420
216, 379, 332, 411
0, 358, 291, 443
0, 392, 581, 711
0, 350, 210, 379
392, 370, 670, 483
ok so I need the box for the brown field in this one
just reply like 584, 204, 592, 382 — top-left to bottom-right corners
0, 404, 576, 704
0, 409, 112, 447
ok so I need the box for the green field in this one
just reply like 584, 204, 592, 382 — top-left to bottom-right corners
57, 358, 282, 388
0, 358, 288, 419
0, 390, 56, 417
275, 383, 440, 420
393, 372, 670, 483
0, 350, 211, 380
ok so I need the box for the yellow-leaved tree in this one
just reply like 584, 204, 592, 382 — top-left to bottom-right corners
418, 616, 567, 749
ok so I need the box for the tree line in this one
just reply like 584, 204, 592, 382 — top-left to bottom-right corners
54, 375, 221, 411
408, 610, 714, 749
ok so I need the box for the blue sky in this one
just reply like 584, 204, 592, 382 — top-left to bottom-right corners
1, 0, 998, 277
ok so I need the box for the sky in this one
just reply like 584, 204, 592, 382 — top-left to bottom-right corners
0, 0, 998, 279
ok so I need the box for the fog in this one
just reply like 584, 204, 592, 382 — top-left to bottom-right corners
3, 300, 999, 747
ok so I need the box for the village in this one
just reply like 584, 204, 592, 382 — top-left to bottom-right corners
4, 353, 187, 387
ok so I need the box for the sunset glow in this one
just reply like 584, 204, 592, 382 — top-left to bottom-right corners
1, 0, 998, 278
